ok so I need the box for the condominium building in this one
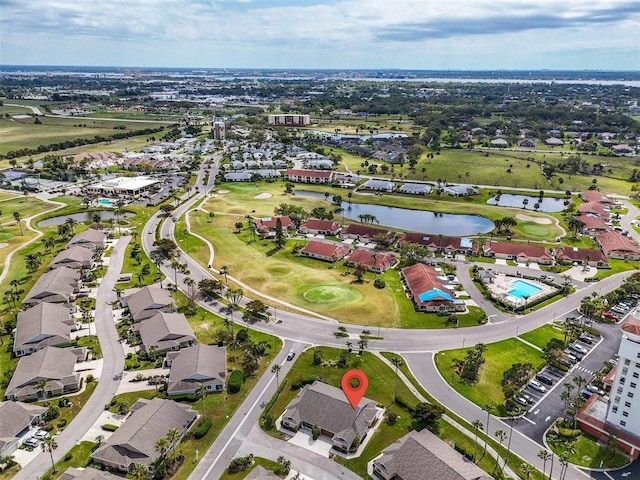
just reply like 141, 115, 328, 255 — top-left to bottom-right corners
268, 114, 310, 126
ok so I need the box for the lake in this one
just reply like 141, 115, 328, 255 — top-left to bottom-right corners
296, 191, 494, 236
38, 211, 135, 227
486, 194, 567, 212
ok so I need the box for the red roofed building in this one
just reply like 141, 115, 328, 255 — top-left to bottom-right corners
580, 190, 615, 204
285, 169, 335, 184
400, 263, 464, 313
342, 224, 395, 244
398, 233, 478, 256
555, 247, 609, 268
482, 241, 553, 265
578, 201, 609, 218
344, 249, 397, 273
595, 231, 640, 260
255, 216, 295, 238
300, 240, 350, 263
300, 219, 341, 236
578, 215, 609, 234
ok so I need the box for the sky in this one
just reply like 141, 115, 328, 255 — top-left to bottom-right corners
1, 0, 639, 70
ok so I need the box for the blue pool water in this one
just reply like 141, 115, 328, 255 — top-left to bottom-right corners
508, 279, 542, 298
98, 198, 115, 207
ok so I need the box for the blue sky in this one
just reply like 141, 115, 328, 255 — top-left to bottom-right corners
1, 0, 638, 69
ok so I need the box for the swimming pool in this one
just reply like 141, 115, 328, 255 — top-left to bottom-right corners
97, 198, 115, 208
508, 279, 542, 299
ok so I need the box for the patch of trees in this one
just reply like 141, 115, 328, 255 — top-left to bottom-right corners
452, 343, 487, 384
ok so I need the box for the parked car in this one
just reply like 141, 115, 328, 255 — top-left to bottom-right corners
536, 373, 554, 386
523, 393, 535, 404
604, 311, 617, 319
578, 335, 593, 345
23, 437, 40, 448
515, 396, 529, 407
570, 343, 588, 355
33, 430, 48, 440
587, 384, 605, 395
528, 380, 546, 393
581, 389, 593, 399
286, 350, 296, 361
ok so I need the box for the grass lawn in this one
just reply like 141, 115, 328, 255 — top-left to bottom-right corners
0, 336, 18, 399
43, 440, 97, 479
38, 381, 98, 435
435, 339, 545, 416
593, 259, 639, 280
519, 323, 566, 350
547, 432, 629, 469
219, 457, 283, 480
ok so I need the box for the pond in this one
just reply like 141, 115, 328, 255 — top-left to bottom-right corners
295, 191, 494, 236
38, 210, 135, 227
487, 194, 567, 212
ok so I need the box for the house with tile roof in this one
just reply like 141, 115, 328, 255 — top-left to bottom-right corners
580, 190, 615, 204
344, 249, 397, 273
133, 312, 196, 355
578, 201, 609, 218
59, 467, 122, 480
595, 231, 640, 260
482, 241, 553, 265
13, 303, 76, 357
255, 216, 295, 238
166, 344, 226, 395
122, 286, 176, 322
91, 398, 197, 473
281, 381, 379, 454
299, 218, 341, 236
400, 263, 464, 313
300, 240, 350, 263
372, 429, 491, 480
578, 215, 610, 234
285, 169, 336, 184
0, 401, 46, 456
555, 247, 609, 268
398, 233, 477, 256
342, 224, 395, 244
5, 347, 80, 401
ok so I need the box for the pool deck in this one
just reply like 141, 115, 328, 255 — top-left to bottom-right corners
485, 274, 556, 307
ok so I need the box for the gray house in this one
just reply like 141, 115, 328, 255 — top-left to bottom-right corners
49, 245, 95, 270
23, 267, 81, 306
0, 401, 46, 456
122, 286, 175, 322
67, 228, 107, 250
133, 312, 196, 354
166, 344, 226, 395
13, 302, 76, 357
372, 429, 491, 480
91, 398, 197, 473
59, 467, 123, 480
361, 179, 395, 192
281, 381, 378, 453
5, 347, 80, 402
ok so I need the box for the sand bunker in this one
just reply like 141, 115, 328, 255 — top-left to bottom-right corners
516, 214, 552, 225
254, 192, 273, 199
217, 189, 230, 194
0, 243, 8, 249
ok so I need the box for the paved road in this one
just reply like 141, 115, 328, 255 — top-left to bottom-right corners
15, 237, 129, 479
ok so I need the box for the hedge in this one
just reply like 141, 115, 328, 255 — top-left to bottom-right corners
101, 424, 118, 432
228, 370, 244, 393
194, 418, 212, 439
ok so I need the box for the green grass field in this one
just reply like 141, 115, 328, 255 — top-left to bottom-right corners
519, 323, 566, 350
219, 457, 283, 480
435, 338, 545, 416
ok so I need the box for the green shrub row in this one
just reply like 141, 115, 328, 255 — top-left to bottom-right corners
194, 418, 212, 439
228, 370, 244, 393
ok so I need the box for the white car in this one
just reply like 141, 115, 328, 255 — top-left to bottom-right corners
528, 380, 547, 393
286, 350, 296, 361
33, 430, 48, 440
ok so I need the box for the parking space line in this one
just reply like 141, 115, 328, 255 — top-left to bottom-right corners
521, 416, 536, 425
603, 471, 615, 480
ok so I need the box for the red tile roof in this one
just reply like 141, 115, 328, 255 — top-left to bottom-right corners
343, 224, 395, 241
256, 216, 295, 232
301, 219, 341, 233
578, 202, 608, 217
483, 241, 551, 259
345, 249, 397, 270
301, 240, 349, 259
398, 233, 477, 252
286, 169, 334, 179
581, 190, 614, 204
579, 215, 609, 231
556, 247, 607, 264
596, 231, 639, 255
401, 263, 453, 308
622, 321, 640, 336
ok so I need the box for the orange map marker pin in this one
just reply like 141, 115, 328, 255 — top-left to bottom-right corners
341, 369, 368, 409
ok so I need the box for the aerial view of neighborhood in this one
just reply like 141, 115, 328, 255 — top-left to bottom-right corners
1, 2, 639, 480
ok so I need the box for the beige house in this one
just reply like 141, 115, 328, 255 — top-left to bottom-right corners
0, 401, 46, 456
49, 245, 95, 270
133, 312, 195, 355
166, 344, 226, 395
122, 286, 176, 322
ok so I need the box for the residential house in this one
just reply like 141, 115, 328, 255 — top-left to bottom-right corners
59, 467, 123, 480
580, 190, 615, 205
555, 247, 609, 268
545, 137, 565, 147
285, 169, 336, 184
400, 263, 465, 313
5, 347, 80, 401
245, 466, 280, 480
122, 286, 175, 322
361, 179, 395, 192
517, 138, 536, 148
342, 224, 395, 244
442, 185, 478, 197
49, 245, 95, 270
398, 233, 477, 256
13, 303, 76, 357
0, 401, 46, 456
165, 344, 226, 395
344, 249, 397, 273
255, 216, 295, 238
595, 231, 640, 260
578, 202, 609, 218
578, 215, 610, 234
398, 183, 431, 195
224, 172, 252, 182
482, 241, 553, 264
490, 138, 508, 147
133, 312, 196, 355
23, 267, 81, 307
299, 219, 341, 236
612, 144, 634, 155
67, 228, 107, 251
91, 398, 197, 473
281, 381, 378, 454
372, 429, 490, 480
300, 240, 350, 263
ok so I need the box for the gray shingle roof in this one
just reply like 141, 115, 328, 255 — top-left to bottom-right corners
67, 228, 107, 248
124, 286, 174, 321
14, 303, 73, 354
373, 429, 491, 480
283, 381, 377, 446
167, 344, 226, 394
91, 398, 197, 469
58, 467, 122, 480
245, 466, 280, 479
24, 266, 80, 305
0, 401, 46, 440
49, 245, 95, 270
5, 347, 79, 399
134, 312, 195, 353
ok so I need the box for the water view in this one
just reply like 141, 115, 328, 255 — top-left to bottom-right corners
296, 191, 494, 236
487, 194, 567, 212
38, 211, 135, 227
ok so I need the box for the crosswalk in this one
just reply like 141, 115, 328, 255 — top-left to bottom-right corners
574, 365, 594, 375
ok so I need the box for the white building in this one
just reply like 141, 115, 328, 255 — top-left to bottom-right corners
606, 320, 640, 438
84, 176, 160, 199
268, 114, 310, 127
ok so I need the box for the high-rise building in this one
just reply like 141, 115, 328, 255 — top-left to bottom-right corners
268, 114, 310, 126
212, 120, 226, 141
606, 320, 640, 438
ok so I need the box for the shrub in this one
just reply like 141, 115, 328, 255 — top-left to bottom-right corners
228, 370, 244, 393
86, 374, 95, 383
374, 278, 386, 289
311, 425, 320, 440
168, 393, 199, 402
57, 419, 67, 428
228, 455, 252, 474
63, 453, 73, 461
386, 412, 398, 425
558, 428, 582, 439
194, 418, 212, 439
394, 396, 413, 413
101, 424, 118, 432
261, 414, 274, 430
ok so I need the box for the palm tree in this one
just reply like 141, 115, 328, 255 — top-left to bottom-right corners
520, 462, 535, 480
196, 383, 208, 419
131, 463, 148, 480
493, 429, 506, 475
390, 356, 403, 401
560, 390, 572, 420
12, 212, 22, 235
481, 403, 493, 459
36, 380, 49, 399
504, 414, 518, 471
271, 363, 282, 390
471, 419, 483, 463
41, 436, 58, 473
538, 449, 551, 480
166, 428, 181, 463
64, 216, 78, 235
155, 436, 170, 460
220, 265, 229, 285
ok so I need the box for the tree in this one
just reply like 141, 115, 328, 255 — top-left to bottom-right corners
196, 383, 208, 419
567, 217, 585, 238
226, 287, 243, 308
12, 212, 22, 235
353, 264, 366, 283
481, 403, 493, 460
471, 419, 483, 463
538, 449, 551, 480
390, 355, 403, 401
208, 211, 215, 223
153, 238, 178, 258
412, 402, 444, 427
25, 253, 42, 276
493, 429, 507, 475
36, 379, 49, 399
220, 265, 229, 285
271, 363, 281, 389
234, 221, 244, 233
64, 216, 78, 235
41, 436, 58, 473
274, 217, 285, 249
131, 463, 148, 480
155, 436, 170, 460
166, 427, 181, 463
276, 456, 291, 476
520, 462, 535, 480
